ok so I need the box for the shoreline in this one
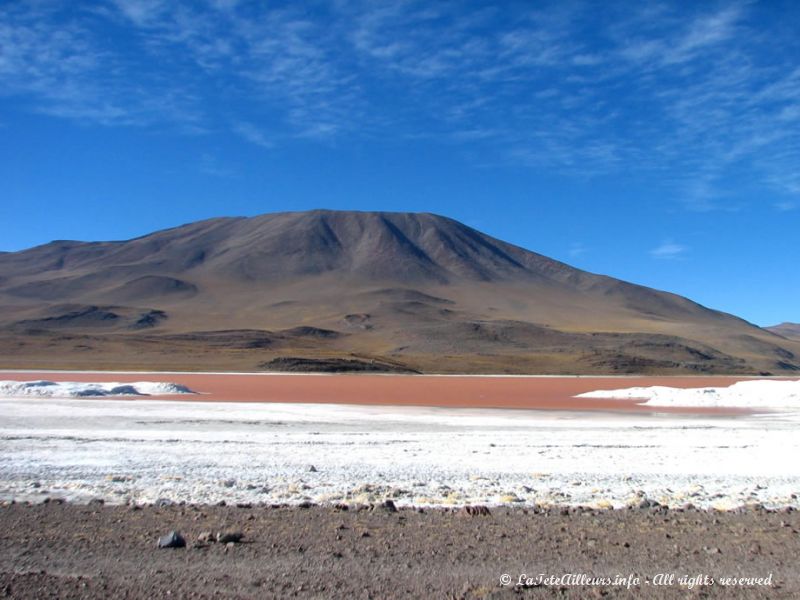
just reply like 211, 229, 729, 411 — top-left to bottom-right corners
1, 368, 791, 378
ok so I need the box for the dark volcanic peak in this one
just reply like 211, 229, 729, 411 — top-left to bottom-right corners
0, 210, 571, 285
0, 215, 773, 328
1, 209, 798, 374
204, 210, 559, 284
0, 210, 759, 328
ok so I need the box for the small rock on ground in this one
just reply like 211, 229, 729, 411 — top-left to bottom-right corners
157, 531, 186, 549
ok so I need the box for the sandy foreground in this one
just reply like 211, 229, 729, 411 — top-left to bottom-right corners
0, 502, 796, 599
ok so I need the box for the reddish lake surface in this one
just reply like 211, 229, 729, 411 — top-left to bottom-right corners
2, 371, 785, 414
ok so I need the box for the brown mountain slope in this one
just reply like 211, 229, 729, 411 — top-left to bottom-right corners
767, 323, 800, 341
0, 209, 797, 374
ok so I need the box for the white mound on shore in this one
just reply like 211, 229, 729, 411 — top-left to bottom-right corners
0, 380, 195, 398
577, 379, 800, 410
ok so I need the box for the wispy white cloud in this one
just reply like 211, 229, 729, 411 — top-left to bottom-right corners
233, 122, 273, 149
617, 3, 744, 68
0, 2, 203, 128
198, 153, 236, 178
107, 2, 363, 139
568, 242, 587, 258
110, 0, 167, 27
1, 0, 798, 208
650, 240, 688, 260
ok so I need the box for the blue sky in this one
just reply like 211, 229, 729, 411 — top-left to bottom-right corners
1, 0, 798, 326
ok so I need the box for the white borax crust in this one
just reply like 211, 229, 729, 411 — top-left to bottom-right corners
0, 380, 195, 398
576, 379, 800, 410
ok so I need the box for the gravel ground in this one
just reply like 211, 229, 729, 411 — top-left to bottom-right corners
1, 502, 798, 599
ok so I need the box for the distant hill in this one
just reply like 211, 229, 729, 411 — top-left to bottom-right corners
766, 323, 800, 341
0, 209, 798, 374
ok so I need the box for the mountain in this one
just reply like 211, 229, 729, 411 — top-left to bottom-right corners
0, 209, 798, 374
767, 323, 800, 341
